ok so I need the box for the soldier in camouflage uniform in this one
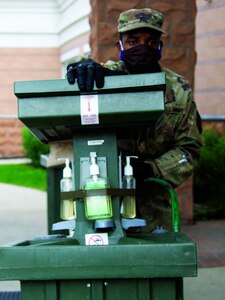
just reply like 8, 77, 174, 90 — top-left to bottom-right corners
67, 8, 202, 232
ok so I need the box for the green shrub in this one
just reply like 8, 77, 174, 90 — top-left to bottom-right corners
193, 128, 225, 219
22, 127, 49, 167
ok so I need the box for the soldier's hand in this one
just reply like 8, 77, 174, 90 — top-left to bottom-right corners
66, 59, 127, 92
132, 160, 154, 182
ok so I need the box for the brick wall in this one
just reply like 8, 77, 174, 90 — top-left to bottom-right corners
60, 32, 90, 58
89, 0, 197, 223
176, 177, 194, 224
0, 119, 23, 157
195, 0, 225, 115
0, 48, 61, 157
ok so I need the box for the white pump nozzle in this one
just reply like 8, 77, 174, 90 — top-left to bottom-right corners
58, 158, 72, 178
90, 152, 100, 176
124, 156, 138, 176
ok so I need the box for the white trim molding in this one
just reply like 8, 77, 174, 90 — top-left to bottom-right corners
0, 0, 91, 48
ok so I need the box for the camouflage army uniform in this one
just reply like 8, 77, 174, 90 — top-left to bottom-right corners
104, 60, 202, 231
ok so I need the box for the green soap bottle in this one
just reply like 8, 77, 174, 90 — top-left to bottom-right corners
84, 152, 112, 220
122, 156, 136, 218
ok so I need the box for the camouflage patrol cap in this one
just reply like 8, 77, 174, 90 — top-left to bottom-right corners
118, 8, 165, 34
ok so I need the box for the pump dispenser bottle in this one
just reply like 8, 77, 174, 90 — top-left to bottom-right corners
84, 152, 112, 220
122, 156, 136, 218
59, 158, 76, 220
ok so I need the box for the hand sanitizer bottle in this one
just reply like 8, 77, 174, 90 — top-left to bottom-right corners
59, 158, 76, 220
122, 156, 136, 218
84, 152, 113, 220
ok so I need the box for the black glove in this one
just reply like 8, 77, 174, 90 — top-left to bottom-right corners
132, 160, 154, 183
66, 59, 127, 92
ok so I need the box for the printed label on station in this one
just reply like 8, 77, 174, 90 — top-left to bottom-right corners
85, 233, 109, 246
80, 95, 99, 125
87, 140, 104, 146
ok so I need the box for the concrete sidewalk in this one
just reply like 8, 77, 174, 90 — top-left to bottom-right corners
183, 219, 225, 268
0, 183, 47, 292
0, 182, 224, 300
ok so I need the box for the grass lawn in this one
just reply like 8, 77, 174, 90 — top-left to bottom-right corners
0, 163, 47, 191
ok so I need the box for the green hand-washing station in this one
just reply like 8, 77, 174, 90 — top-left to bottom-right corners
0, 73, 197, 300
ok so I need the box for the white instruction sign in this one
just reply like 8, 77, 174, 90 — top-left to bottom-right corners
80, 94, 99, 125
85, 233, 109, 246
87, 140, 104, 146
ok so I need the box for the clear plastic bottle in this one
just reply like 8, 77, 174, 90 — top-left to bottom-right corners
59, 158, 76, 220
122, 156, 136, 218
84, 152, 112, 220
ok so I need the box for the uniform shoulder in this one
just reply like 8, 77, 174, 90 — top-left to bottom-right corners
162, 67, 191, 92
161, 67, 194, 110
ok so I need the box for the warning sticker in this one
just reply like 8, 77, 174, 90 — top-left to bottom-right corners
80, 94, 99, 125
85, 233, 109, 246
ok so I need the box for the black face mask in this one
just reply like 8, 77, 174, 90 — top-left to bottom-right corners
122, 44, 162, 74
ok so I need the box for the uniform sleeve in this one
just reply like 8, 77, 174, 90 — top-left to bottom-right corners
148, 92, 203, 187
103, 60, 126, 72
